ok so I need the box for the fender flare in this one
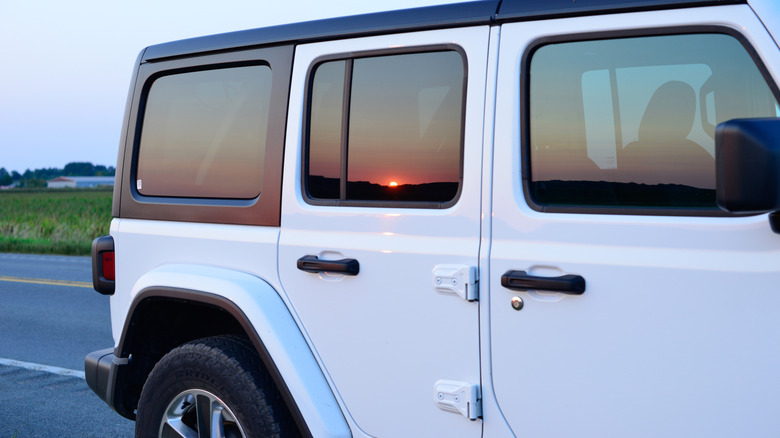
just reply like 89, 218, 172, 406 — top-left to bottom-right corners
119, 264, 351, 438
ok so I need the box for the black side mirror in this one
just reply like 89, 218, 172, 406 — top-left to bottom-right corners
716, 118, 780, 233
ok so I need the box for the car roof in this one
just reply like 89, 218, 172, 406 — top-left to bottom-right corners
142, 0, 744, 62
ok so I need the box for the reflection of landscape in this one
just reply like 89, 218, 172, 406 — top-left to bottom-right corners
308, 175, 458, 202
532, 180, 715, 208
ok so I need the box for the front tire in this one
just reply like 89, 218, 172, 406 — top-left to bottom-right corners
135, 336, 298, 438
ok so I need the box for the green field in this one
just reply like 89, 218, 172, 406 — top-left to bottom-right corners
0, 188, 112, 256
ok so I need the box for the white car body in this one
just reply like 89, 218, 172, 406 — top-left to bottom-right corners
86, 1, 780, 436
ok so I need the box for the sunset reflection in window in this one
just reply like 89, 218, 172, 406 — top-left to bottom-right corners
307, 50, 465, 204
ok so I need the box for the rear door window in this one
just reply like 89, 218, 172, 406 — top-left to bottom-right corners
306, 50, 466, 207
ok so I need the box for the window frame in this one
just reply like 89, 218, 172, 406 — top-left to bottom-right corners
117, 46, 293, 226
521, 26, 780, 217
302, 44, 468, 209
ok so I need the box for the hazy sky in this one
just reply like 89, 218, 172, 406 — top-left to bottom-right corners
0, 0, 458, 174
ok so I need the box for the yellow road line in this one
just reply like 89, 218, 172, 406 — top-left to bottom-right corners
0, 276, 92, 289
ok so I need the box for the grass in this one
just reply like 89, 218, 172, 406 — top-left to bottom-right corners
0, 188, 112, 256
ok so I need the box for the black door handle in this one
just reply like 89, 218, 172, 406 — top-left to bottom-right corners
501, 270, 585, 295
297, 255, 360, 276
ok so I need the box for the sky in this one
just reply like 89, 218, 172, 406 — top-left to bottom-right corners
0, 0, 460, 174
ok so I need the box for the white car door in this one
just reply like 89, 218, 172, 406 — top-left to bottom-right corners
278, 27, 489, 438
490, 5, 780, 437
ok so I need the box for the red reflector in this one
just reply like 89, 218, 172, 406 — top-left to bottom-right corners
102, 252, 115, 281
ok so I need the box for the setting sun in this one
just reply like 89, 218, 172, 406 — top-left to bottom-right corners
388, 181, 398, 187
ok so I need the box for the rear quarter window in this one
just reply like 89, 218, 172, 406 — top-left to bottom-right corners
117, 46, 293, 226
136, 65, 272, 199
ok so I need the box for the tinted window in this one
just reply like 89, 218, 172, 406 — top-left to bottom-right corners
528, 33, 778, 210
307, 50, 465, 205
137, 65, 272, 199
308, 60, 346, 199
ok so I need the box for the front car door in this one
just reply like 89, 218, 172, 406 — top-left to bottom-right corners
491, 4, 780, 436
279, 26, 490, 438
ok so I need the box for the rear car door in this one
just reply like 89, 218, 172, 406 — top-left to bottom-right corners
491, 5, 780, 436
278, 26, 490, 438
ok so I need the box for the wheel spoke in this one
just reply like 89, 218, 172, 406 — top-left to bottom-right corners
160, 389, 246, 438
211, 405, 225, 438
163, 393, 198, 438
196, 394, 212, 437
161, 421, 194, 438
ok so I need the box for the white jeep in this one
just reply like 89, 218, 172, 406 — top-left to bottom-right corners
86, 1, 780, 436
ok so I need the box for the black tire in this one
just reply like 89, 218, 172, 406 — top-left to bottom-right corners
135, 335, 300, 438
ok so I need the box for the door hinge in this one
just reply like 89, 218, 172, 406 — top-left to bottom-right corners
433, 265, 478, 301
434, 380, 482, 421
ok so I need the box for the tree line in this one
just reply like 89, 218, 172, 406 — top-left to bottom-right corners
0, 162, 116, 188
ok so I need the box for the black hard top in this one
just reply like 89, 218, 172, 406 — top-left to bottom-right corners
142, 0, 743, 62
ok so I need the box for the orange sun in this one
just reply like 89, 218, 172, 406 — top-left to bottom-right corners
388, 181, 398, 187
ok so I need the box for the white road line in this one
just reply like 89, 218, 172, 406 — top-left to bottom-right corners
0, 357, 86, 379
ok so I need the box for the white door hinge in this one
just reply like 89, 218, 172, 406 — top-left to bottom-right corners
433, 265, 478, 301
434, 380, 482, 420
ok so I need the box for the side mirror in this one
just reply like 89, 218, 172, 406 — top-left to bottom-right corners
716, 118, 780, 233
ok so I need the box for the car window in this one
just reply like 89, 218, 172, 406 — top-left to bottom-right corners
527, 33, 779, 212
306, 50, 465, 206
136, 65, 272, 199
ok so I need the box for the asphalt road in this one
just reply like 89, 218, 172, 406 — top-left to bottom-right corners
0, 253, 135, 437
